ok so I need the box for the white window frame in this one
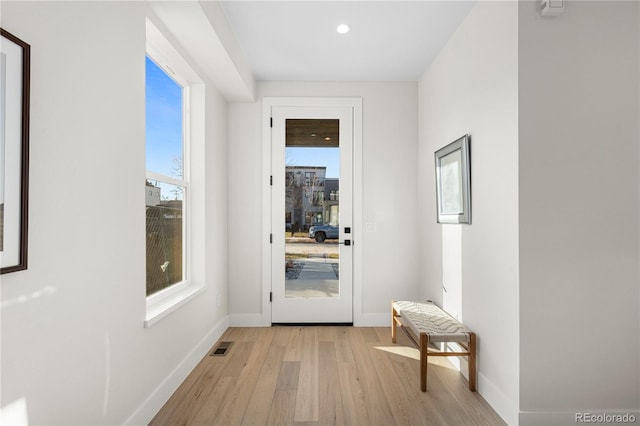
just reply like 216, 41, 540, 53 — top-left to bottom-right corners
144, 18, 204, 327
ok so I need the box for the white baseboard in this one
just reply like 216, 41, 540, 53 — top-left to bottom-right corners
477, 371, 518, 426
519, 410, 639, 426
227, 312, 392, 327
354, 312, 389, 327
124, 315, 229, 425
228, 313, 265, 327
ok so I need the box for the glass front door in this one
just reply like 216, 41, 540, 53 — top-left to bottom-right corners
271, 106, 353, 323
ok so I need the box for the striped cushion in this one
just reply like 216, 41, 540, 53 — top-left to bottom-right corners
394, 301, 471, 343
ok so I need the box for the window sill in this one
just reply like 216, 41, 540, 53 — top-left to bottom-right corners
144, 281, 205, 328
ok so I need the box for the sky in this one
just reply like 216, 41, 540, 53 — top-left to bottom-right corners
286, 147, 340, 179
145, 56, 183, 179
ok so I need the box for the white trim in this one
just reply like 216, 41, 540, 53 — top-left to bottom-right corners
261, 97, 363, 326
228, 313, 265, 327
353, 313, 389, 327
146, 171, 187, 189
181, 85, 192, 298
144, 282, 205, 327
145, 20, 205, 325
146, 17, 202, 86
124, 316, 229, 425
478, 371, 519, 426
351, 99, 364, 326
261, 100, 273, 326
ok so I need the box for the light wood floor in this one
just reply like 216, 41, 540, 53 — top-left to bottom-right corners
150, 326, 505, 426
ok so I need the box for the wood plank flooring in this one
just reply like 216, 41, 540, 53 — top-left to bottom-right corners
149, 326, 505, 426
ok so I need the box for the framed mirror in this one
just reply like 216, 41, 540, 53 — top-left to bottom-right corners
1, 28, 30, 274
435, 135, 470, 224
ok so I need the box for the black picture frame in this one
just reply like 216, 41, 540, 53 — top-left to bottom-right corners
1, 28, 30, 274
435, 134, 471, 224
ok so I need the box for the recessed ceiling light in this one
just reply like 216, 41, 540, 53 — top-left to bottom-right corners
336, 24, 350, 34
325, 137, 331, 141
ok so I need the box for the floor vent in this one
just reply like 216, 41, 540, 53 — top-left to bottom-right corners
210, 341, 233, 356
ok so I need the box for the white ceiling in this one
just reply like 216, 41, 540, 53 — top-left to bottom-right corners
220, 1, 476, 82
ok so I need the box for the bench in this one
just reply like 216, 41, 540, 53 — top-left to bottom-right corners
391, 300, 476, 392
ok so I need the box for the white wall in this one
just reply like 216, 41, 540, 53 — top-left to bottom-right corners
518, 1, 640, 424
0, 2, 229, 424
418, 2, 519, 424
228, 81, 419, 326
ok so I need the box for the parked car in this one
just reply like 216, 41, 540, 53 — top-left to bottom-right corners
308, 224, 338, 243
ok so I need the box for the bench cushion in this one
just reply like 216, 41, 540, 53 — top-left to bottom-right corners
393, 300, 471, 343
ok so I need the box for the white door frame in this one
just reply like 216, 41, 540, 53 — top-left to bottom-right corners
261, 97, 363, 326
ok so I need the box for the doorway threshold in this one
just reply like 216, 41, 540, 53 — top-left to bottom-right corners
272, 322, 353, 327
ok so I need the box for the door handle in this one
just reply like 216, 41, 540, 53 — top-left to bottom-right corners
340, 227, 352, 245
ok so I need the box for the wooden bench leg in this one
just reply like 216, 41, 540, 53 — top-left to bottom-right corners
420, 332, 428, 392
391, 301, 397, 343
468, 332, 477, 392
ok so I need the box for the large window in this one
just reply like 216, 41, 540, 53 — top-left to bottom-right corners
145, 55, 188, 297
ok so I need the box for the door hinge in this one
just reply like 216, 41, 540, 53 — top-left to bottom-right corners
269, 292, 273, 302
270, 117, 273, 128
270, 233, 273, 244
270, 175, 273, 186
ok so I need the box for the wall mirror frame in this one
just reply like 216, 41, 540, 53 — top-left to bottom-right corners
435, 134, 471, 224
1, 28, 30, 274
